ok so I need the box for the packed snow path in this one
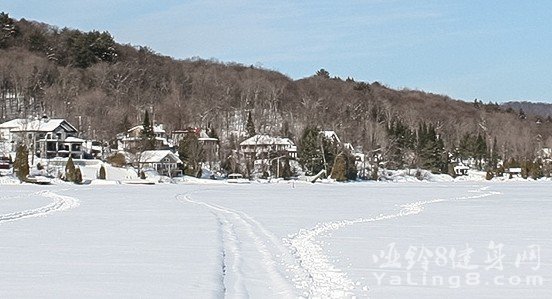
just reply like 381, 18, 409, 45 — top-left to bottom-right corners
179, 185, 501, 298
177, 192, 301, 298
284, 185, 501, 297
0, 190, 79, 224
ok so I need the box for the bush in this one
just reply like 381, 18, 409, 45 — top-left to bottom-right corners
106, 153, 127, 167
65, 156, 76, 182
14, 144, 29, 181
98, 165, 106, 179
485, 170, 494, 180
331, 153, 347, 181
75, 167, 83, 184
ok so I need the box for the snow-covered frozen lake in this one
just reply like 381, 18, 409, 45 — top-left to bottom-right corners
0, 181, 550, 298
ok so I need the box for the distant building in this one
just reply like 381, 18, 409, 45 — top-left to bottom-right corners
137, 150, 182, 177
240, 134, 297, 159
117, 124, 172, 151
172, 127, 219, 163
320, 130, 341, 144
0, 116, 83, 159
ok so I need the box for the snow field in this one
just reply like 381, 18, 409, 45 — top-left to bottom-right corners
0, 181, 549, 298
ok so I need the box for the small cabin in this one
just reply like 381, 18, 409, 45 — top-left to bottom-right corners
137, 150, 182, 177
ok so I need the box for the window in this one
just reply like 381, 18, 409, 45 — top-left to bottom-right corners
47, 142, 56, 151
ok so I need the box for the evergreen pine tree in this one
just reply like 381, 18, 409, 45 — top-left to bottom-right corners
345, 151, 358, 181
65, 156, 76, 182
14, 145, 29, 181
207, 127, 219, 141
322, 136, 338, 174
489, 137, 500, 170
280, 121, 293, 139
119, 114, 132, 133
387, 119, 414, 169
475, 134, 487, 170
178, 134, 204, 177
458, 133, 473, 160
141, 110, 155, 150
315, 68, 330, 78
74, 167, 83, 184
298, 126, 324, 175
281, 157, 292, 179
245, 111, 256, 137
98, 165, 106, 179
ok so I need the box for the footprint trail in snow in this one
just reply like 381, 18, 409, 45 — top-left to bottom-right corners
179, 185, 500, 298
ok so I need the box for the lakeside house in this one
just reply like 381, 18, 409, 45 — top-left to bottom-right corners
117, 124, 172, 151
0, 116, 83, 159
240, 134, 297, 159
136, 150, 182, 177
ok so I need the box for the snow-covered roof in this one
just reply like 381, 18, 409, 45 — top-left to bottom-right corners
138, 150, 182, 164
320, 130, 341, 143
128, 124, 165, 134
64, 137, 85, 143
199, 130, 210, 139
120, 136, 173, 146
0, 118, 76, 132
454, 165, 470, 170
198, 137, 218, 142
240, 134, 294, 146
286, 145, 297, 152
507, 167, 522, 173
343, 142, 354, 151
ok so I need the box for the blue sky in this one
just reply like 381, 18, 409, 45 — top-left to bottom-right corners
3, 0, 552, 102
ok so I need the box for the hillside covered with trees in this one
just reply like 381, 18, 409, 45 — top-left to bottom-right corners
1, 13, 551, 177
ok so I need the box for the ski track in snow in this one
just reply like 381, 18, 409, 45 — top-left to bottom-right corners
0, 190, 79, 224
176, 192, 299, 298
177, 186, 501, 298
284, 185, 502, 298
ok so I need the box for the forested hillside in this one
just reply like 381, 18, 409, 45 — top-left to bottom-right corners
1, 13, 551, 172
502, 101, 552, 119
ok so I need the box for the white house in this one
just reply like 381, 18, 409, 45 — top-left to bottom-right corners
117, 124, 172, 151
240, 134, 297, 159
137, 150, 182, 177
0, 116, 83, 159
